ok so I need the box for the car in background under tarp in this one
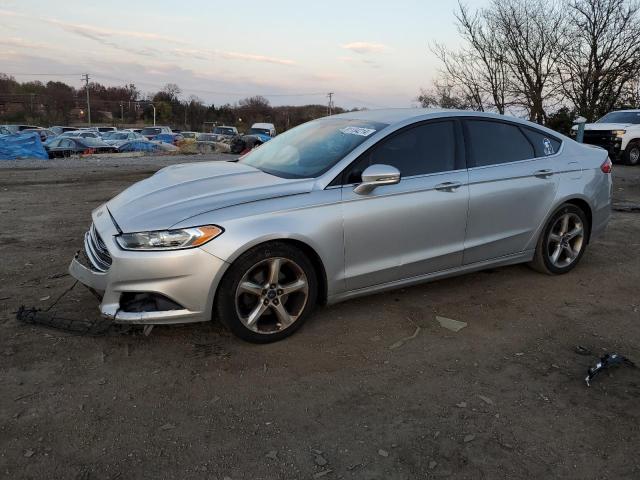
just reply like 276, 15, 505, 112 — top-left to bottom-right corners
45, 136, 115, 158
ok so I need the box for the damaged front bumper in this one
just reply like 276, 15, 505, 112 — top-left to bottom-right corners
68, 205, 229, 325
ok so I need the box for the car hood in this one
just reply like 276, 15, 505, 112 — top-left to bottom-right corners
578, 122, 632, 131
106, 161, 314, 232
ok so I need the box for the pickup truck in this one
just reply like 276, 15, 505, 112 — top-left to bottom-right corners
571, 110, 640, 165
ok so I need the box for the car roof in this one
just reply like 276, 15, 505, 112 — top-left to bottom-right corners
332, 108, 563, 136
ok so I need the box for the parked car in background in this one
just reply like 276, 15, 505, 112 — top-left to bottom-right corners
50, 126, 77, 136
0, 126, 9, 135
250, 122, 276, 137
102, 131, 147, 148
69, 109, 611, 343
571, 110, 640, 165
212, 126, 239, 140
45, 136, 115, 158
180, 131, 198, 140
196, 133, 218, 144
58, 130, 101, 139
2, 124, 41, 134
22, 128, 56, 142
140, 126, 172, 140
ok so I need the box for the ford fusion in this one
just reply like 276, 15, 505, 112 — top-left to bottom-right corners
70, 109, 612, 343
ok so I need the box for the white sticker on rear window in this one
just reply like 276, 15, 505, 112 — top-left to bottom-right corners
340, 126, 376, 137
543, 138, 554, 156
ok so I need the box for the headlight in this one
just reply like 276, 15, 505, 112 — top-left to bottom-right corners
116, 225, 223, 251
612, 130, 626, 138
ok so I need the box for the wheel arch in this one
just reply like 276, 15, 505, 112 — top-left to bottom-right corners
536, 195, 594, 246
213, 236, 329, 308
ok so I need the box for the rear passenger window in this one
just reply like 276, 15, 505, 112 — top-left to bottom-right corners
346, 121, 456, 182
521, 128, 561, 157
466, 120, 535, 167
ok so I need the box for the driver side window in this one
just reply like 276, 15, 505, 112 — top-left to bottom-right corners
343, 121, 457, 184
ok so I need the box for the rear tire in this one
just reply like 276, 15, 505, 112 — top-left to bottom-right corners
623, 141, 640, 166
215, 242, 318, 343
530, 203, 589, 275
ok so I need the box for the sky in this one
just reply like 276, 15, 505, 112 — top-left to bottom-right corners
0, 0, 488, 109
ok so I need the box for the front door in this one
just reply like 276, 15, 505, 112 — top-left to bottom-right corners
340, 120, 470, 291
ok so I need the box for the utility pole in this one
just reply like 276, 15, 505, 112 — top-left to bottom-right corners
327, 92, 334, 116
120, 102, 124, 124
82, 73, 91, 126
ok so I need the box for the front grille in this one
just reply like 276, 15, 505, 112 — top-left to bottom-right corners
582, 130, 622, 154
84, 223, 112, 272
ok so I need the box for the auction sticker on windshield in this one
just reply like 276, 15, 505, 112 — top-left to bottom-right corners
340, 126, 376, 137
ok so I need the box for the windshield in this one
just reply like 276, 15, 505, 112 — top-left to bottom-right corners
141, 127, 161, 135
214, 127, 236, 135
198, 134, 215, 141
106, 133, 129, 140
249, 128, 271, 136
240, 118, 388, 179
182, 132, 197, 139
596, 111, 640, 124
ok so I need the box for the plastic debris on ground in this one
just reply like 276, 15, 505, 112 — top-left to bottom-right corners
585, 353, 637, 386
436, 315, 468, 332
0, 132, 49, 160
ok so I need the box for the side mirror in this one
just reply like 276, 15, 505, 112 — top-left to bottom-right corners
353, 164, 401, 195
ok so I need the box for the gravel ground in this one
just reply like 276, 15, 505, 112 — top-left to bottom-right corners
0, 156, 639, 480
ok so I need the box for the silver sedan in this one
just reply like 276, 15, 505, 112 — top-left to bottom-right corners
69, 109, 612, 343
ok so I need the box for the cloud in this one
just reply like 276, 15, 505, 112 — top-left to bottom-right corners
171, 48, 295, 66
342, 42, 388, 54
0, 37, 52, 50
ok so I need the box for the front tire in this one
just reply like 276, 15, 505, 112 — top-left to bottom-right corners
530, 204, 589, 275
215, 242, 318, 343
623, 141, 640, 166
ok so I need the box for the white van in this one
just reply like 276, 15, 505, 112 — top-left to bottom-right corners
250, 122, 277, 137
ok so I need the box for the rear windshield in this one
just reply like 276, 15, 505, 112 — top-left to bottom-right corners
240, 118, 388, 179
214, 127, 236, 135
141, 128, 161, 135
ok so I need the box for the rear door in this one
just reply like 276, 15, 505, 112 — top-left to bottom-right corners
462, 119, 559, 264
340, 120, 470, 290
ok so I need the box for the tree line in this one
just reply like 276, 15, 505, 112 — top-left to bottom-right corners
420, 0, 640, 133
0, 75, 344, 133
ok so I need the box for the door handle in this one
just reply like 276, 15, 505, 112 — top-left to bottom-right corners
534, 169, 554, 178
434, 181, 463, 192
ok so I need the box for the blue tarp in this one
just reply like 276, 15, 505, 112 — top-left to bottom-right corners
117, 140, 162, 153
154, 133, 177, 144
0, 132, 49, 160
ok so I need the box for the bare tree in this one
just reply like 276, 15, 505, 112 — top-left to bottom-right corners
559, 0, 640, 121
417, 79, 477, 110
488, 0, 568, 123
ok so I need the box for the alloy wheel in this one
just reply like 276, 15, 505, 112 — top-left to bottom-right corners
630, 147, 640, 165
235, 257, 309, 334
546, 213, 584, 268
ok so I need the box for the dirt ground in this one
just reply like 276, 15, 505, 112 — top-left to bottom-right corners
1, 155, 639, 480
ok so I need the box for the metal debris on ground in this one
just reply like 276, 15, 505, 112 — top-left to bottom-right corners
585, 353, 637, 387
574, 345, 593, 356
436, 316, 467, 332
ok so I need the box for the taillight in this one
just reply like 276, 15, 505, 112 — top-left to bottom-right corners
601, 157, 612, 174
